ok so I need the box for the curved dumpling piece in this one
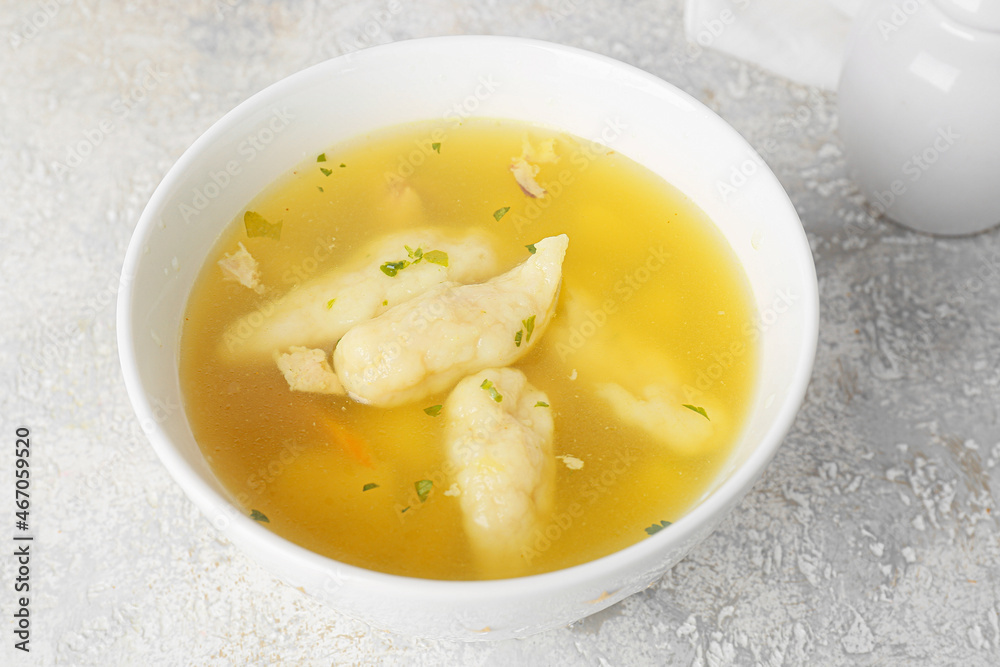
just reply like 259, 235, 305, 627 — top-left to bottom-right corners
548, 288, 720, 454
595, 383, 714, 454
221, 228, 499, 360
334, 234, 568, 407
444, 368, 555, 576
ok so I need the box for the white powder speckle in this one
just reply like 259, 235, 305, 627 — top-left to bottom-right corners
557, 455, 584, 470
842, 612, 875, 654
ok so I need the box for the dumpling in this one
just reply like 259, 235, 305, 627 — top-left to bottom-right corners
547, 288, 720, 454
333, 234, 568, 407
444, 368, 555, 576
220, 228, 498, 360
594, 382, 714, 454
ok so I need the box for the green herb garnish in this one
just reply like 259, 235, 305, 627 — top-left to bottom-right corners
340, 163, 346, 168
317, 186, 324, 192
415, 479, 433, 503
363, 483, 379, 492
423, 404, 443, 417
431, 142, 441, 153
645, 520, 671, 535
525, 243, 536, 254
380, 260, 410, 277
535, 401, 549, 408
514, 330, 523, 347
522, 315, 536, 345
250, 509, 270, 523
423, 250, 448, 267
326, 298, 336, 309
480, 378, 503, 403
244, 211, 282, 240
682, 404, 710, 421
405, 245, 424, 262
320, 167, 333, 176
401, 506, 410, 514
317, 153, 327, 162
493, 206, 510, 222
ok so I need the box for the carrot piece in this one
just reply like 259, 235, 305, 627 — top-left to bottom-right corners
315, 413, 373, 468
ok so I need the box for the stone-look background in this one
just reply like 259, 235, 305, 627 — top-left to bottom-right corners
2, 1, 998, 664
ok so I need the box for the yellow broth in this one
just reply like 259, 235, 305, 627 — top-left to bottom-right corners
179, 118, 758, 580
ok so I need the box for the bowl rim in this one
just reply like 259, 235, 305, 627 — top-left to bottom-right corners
118, 34, 819, 602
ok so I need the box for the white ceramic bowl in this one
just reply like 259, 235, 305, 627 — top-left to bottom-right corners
118, 36, 818, 641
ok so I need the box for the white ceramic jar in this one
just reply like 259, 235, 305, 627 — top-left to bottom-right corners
838, 0, 1000, 235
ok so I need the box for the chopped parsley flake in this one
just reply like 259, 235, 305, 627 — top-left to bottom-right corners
320, 167, 333, 176
405, 245, 424, 262
326, 298, 336, 309
401, 506, 410, 514
415, 479, 433, 503
317, 186, 324, 192
522, 315, 536, 345
535, 401, 549, 407
395, 246, 448, 270
493, 206, 510, 221
645, 520, 671, 535
316, 153, 327, 162
431, 142, 441, 153
480, 378, 503, 403
423, 249, 448, 267
423, 404, 443, 417
514, 329, 523, 347
380, 260, 410, 277
244, 211, 282, 240
682, 404, 710, 421
250, 509, 269, 523
362, 483, 379, 492
525, 243, 536, 254
340, 163, 346, 168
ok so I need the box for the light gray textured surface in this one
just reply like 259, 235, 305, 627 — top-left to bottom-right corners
2, 0, 999, 665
